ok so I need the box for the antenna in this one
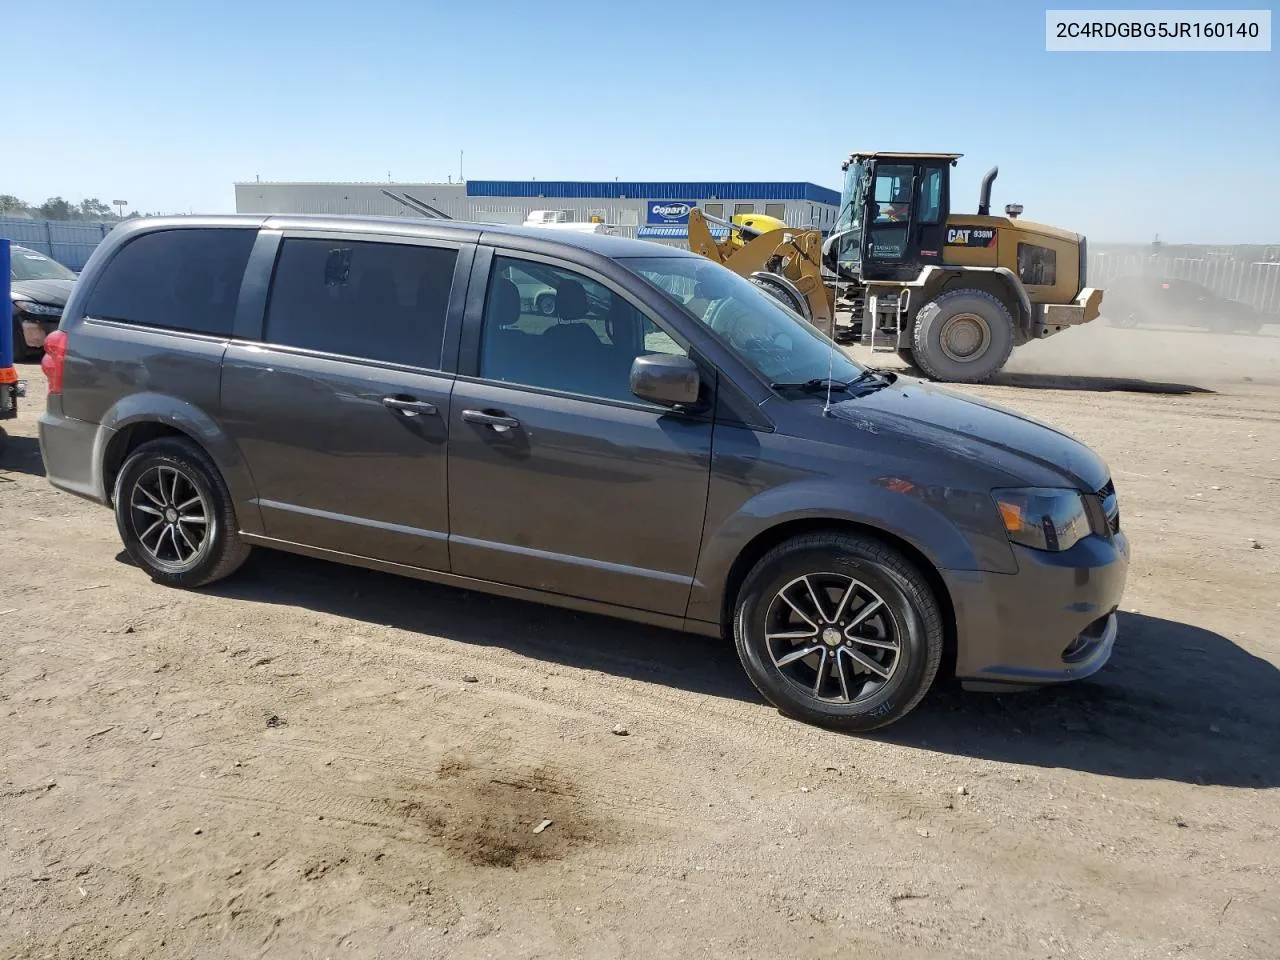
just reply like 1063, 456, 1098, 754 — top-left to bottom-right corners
823, 305, 836, 415
459, 150, 464, 183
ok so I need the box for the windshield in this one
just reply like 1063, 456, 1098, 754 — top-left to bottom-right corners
622, 256, 864, 388
831, 161, 867, 270
10, 247, 77, 282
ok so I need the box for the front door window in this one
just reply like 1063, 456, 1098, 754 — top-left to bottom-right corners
479, 256, 688, 404
868, 164, 916, 261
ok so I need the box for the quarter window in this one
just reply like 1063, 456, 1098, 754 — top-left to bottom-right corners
264, 238, 457, 368
85, 228, 256, 336
479, 256, 687, 403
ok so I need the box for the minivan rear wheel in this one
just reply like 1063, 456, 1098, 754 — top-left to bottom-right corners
113, 437, 251, 588
733, 532, 944, 732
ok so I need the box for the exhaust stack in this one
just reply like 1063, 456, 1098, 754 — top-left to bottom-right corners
978, 166, 999, 216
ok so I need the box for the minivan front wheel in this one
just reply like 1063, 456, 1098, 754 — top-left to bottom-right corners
733, 532, 944, 732
114, 437, 251, 588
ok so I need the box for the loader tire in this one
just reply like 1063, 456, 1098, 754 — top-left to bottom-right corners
750, 273, 811, 322
911, 289, 1014, 384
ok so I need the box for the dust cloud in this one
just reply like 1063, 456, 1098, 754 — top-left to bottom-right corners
1005, 321, 1280, 389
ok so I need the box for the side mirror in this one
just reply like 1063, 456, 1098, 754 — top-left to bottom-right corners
630, 353, 701, 408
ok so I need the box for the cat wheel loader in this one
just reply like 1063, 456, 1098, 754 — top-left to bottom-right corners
684, 154, 1103, 384
819, 152, 1103, 382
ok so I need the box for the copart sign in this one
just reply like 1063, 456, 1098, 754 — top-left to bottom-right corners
647, 200, 696, 225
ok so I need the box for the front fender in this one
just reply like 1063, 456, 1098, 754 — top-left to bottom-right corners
97, 391, 263, 532
915, 265, 1032, 324
685, 476, 1016, 626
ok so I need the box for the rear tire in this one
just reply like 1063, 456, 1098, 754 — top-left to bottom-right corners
536, 293, 557, 316
113, 437, 251, 589
911, 288, 1014, 383
733, 532, 944, 732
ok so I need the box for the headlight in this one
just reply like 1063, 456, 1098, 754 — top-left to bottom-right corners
992, 487, 1091, 552
14, 300, 63, 317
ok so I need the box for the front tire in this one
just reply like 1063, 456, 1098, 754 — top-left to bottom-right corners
911, 289, 1015, 383
536, 292, 557, 316
749, 273, 811, 322
733, 532, 944, 732
113, 437, 251, 588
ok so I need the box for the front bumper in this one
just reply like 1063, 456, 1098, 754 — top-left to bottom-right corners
19, 315, 60, 349
1037, 287, 1104, 338
944, 529, 1130, 688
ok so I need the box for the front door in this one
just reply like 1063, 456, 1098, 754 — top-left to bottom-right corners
862, 162, 918, 281
447, 252, 714, 617
220, 233, 468, 571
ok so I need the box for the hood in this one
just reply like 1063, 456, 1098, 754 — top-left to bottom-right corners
11, 278, 75, 307
827, 376, 1111, 492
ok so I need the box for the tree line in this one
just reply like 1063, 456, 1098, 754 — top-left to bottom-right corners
0, 195, 154, 221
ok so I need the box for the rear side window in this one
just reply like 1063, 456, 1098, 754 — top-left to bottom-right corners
85, 228, 256, 336
265, 238, 457, 369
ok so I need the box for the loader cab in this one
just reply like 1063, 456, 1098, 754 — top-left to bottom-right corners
825, 152, 959, 282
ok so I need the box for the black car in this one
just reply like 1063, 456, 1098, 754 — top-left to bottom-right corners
1102, 275, 1267, 334
10, 244, 77, 361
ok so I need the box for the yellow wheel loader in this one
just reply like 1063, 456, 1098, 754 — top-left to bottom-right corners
820, 152, 1103, 382
686, 153, 1103, 384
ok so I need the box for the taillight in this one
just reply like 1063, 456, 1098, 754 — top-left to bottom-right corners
42, 329, 68, 395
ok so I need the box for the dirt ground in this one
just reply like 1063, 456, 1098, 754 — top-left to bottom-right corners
2, 323, 1278, 960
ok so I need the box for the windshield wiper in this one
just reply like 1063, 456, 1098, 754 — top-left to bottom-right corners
770, 369, 898, 395
769, 377, 854, 393
847, 367, 897, 386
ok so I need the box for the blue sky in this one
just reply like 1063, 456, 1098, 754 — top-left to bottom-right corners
4, 0, 1276, 242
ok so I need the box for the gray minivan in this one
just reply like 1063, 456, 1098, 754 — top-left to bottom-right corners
38, 215, 1129, 731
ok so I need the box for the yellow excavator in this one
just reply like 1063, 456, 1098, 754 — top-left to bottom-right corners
689, 153, 1103, 384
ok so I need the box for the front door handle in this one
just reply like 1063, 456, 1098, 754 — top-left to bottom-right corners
461, 409, 520, 433
382, 397, 438, 417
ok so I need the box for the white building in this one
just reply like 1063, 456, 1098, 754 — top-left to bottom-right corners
233, 179, 842, 246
